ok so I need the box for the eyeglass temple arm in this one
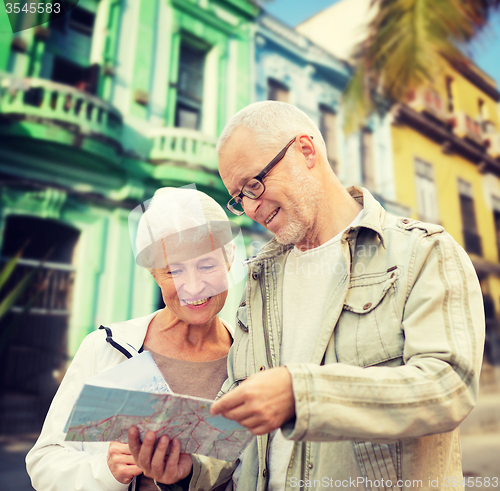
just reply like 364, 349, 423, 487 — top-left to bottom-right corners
255, 135, 314, 180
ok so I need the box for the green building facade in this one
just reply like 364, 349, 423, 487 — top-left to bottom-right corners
0, 0, 258, 434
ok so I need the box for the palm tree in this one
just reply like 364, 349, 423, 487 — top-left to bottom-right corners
343, 0, 500, 132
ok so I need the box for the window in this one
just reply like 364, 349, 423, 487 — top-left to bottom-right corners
68, 7, 95, 36
445, 76, 454, 113
268, 78, 289, 103
492, 196, 500, 261
478, 99, 495, 133
414, 158, 439, 223
319, 104, 338, 172
458, 179, 482, 255
49, 6, 95, 36
47, 6, 95, 89
361, 128, 375, 189
478, 99, 485, 121
50, 57, 99, 93
175, 43, 206, 130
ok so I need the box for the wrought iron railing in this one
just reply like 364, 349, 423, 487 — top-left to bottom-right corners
1, 257, 75, 315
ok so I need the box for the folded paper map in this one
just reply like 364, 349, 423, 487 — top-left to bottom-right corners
84, 351, 172, 394
64, 353, 253, 461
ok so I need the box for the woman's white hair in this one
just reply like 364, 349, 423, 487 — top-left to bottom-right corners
216, 101, 327, 160
135, 187, 234, 270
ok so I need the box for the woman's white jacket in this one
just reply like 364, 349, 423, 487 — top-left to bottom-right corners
26, 310, 238, 491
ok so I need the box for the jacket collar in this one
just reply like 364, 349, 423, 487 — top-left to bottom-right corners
103, 310, 235, 357
347, 186, 386, 248
246, 186, 386, 264
105, 311, 159, 356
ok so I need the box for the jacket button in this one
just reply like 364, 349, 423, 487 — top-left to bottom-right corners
308, 463, 314, 469
263, 469, 267, 478
259, 365, 266, 371
402, 219, 409, 224
363, 302, 372, 310
252, 272, 259, 280
240, 301, 246, 307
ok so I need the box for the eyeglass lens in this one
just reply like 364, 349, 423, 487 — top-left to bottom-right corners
242, 179, 265, 199
228, 199, 245, 215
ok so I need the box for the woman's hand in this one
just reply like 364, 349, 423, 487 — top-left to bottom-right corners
128, 426, 193, 485
107, 441, 143, 484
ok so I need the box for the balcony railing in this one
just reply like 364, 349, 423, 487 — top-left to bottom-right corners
484, 133, 500, 159
408, 87, 448, 123
451, 111, 483, 146
463, 230, 483, 256
149, 127, 218, 171
0, 73, 123, 146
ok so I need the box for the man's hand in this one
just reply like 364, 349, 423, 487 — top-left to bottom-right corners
107, 441, 143, 484
128, 427, 193, 485
210, 366, 295, 435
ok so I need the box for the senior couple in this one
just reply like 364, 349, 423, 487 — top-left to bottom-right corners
27, 101, 485, 491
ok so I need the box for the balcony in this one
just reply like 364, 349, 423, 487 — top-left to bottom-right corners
149, 128, 218, 172
484, 133, 500, 159
450, 111, 483, 146
407, 87, 448, 123
0, 73, 123, 151
394, 100, 500, 176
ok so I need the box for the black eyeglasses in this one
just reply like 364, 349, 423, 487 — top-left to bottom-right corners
226, 136, 313, 216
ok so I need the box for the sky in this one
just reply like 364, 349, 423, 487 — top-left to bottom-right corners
265, 0, 500, 90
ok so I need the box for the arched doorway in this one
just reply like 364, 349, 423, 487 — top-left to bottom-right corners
0, 215, 80, 434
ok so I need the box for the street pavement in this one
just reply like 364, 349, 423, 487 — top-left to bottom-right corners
460, 367, 500, 491
1, 369, 499, 491
0, 433, 37, 491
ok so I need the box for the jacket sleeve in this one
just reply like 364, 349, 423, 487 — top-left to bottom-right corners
184, 344, 240, 491
282, 231, 485, 443
25, 333, 129, 491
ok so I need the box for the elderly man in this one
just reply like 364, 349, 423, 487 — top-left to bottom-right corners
208, 101, 484, 491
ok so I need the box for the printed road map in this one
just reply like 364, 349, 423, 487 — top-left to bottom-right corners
65, 385, 253, 461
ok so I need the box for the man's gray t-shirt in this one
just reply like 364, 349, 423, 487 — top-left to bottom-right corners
268, 210, 363, 491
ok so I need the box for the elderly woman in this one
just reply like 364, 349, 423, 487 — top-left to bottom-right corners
26, 187, 239, 491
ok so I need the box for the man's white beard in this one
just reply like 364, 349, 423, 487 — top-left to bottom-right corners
275, 171, 323, 246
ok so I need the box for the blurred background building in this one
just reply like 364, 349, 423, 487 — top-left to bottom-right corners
0, 0, 499, 489
300, 0, 500, 390
0, 0, 259, 436
255, 10, 410, 217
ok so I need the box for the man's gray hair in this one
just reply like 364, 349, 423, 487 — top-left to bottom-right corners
216, 101, 327, 160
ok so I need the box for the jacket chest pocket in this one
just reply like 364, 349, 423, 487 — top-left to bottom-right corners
335, 268, 404, 367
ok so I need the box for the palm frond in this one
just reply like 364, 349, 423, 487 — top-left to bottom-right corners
0, 266, 39, 319
0, 249, 55, 356
342, 0, 500, 132
343, 67, 374, 135
0, 252, 22, 292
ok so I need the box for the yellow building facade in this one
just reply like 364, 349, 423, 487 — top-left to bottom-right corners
391, 60, 500, 336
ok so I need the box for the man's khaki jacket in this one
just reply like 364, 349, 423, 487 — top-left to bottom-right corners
190, 187, 485, 491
